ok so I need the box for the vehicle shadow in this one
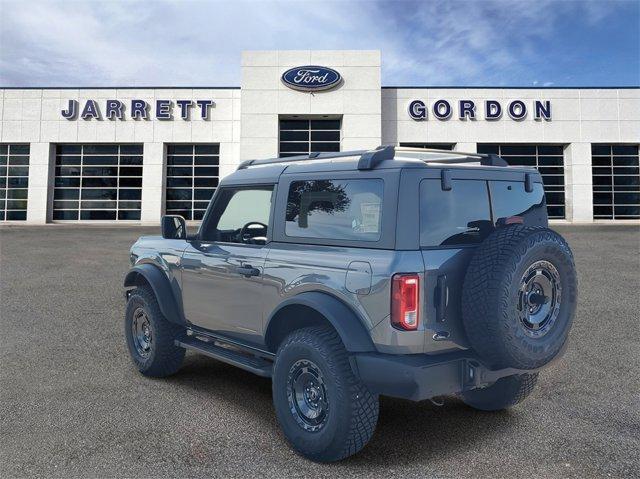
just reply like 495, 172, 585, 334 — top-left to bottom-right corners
167, 353, 517, 468
347, 396, 515, 468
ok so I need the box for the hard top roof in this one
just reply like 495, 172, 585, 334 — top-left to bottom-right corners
223, 146, 538, 184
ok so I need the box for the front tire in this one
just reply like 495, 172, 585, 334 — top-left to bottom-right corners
272, 326, 379, 462
124, 285, 185, 377
460, 373, 538, 411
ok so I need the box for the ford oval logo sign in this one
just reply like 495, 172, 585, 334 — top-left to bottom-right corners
281, 65, 342, 92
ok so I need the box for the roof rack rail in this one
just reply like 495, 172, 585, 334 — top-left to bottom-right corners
236, 150, 366, 170
393, 146, 508, 167
357, 146, 508, 170
237, 145, 509, 171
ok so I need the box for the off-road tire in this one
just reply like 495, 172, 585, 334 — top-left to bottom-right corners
272, 326, 379, 462
125, 285, 185, 377
460, 373, 539, 411
462, 225, 577, 369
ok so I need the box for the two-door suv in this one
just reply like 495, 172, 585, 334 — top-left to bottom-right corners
124, 146, 577, 462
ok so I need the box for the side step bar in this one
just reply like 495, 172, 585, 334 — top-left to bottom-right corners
175, 336, 273, 378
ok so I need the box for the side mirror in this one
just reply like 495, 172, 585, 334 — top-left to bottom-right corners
162, 215, 187, 240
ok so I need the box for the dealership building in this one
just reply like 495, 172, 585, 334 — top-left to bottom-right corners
0, 50, 638, 224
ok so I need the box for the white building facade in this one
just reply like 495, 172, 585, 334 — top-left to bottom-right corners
1, 50, 638, 224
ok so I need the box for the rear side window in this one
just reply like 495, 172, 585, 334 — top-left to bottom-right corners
285, 179, 383, 241
420, 179, 493, 247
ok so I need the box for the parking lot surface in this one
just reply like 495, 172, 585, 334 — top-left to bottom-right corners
1, 224, 639, 478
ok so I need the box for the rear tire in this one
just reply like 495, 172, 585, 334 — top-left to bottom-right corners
272, 326, 379, 462
124, 285, 185, 377
460, 373, 538, 411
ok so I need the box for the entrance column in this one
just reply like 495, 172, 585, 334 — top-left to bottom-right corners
26, 142, 54, 224
565, 142, 593, 223
140, 142, 165, 224
454, 143, 477, 153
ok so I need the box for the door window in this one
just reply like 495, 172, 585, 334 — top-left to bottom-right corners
200, 186, 274, 244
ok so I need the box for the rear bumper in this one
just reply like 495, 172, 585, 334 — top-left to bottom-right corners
352, 351, 544, 402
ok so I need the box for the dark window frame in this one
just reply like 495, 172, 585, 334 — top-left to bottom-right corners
0, 143, 30, 221
591, 144, 640, 220
53, 144, 143, 221
279, 118, 341, 158
165, 143, 220, 221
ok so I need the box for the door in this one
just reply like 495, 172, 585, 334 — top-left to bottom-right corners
181, 185, 275, 344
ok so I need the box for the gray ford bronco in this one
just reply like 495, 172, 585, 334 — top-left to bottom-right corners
124, 146, 577, 462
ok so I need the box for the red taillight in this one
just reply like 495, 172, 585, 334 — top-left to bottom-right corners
391, 273, 420, 330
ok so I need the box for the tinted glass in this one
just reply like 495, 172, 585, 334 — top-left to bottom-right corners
280, 131, 309, 142
489, 181, 546, 224
285, 179, 383, 242
6, 210, 26, 220
399, 143, 455, 150
420, 179, 492, 247
311, 131, 340, 142
1, 144, 30, 221
118, 210, 141, 220
478, 144, 565, 219
279, 119, 341, 158
591, 144, 640, 219
165, 144, 219, 221
53, 144, 143, 220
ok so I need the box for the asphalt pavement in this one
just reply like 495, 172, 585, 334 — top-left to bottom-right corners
1, 224, 639, 478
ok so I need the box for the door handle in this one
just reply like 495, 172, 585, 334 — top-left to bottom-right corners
435, 274, 448, 322
236, 265, 260, 277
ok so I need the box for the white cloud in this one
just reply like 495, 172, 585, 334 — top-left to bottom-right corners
0, 0, 628, 87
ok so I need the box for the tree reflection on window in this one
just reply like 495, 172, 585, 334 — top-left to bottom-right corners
286, 180, 351, 228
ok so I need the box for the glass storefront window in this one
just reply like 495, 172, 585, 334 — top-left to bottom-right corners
53, 144, 143, 220
592, 144, 640, 219
279, 119, 341, 157
165, 144, 219, 221
399, 143, 455, 150
0, 144, 29, 221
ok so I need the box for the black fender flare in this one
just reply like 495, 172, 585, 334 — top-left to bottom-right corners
265, 291, 375, 353
123, 264, 185, 325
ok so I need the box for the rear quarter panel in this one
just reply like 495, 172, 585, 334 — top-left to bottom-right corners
262, 244, 428, 354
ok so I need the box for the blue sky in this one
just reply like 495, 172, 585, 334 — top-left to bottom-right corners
0, 0, 638, 87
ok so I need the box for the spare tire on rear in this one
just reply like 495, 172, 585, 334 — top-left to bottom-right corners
461, 225, 577, 370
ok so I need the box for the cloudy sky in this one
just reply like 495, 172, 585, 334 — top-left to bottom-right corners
0, 0, 638, 87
